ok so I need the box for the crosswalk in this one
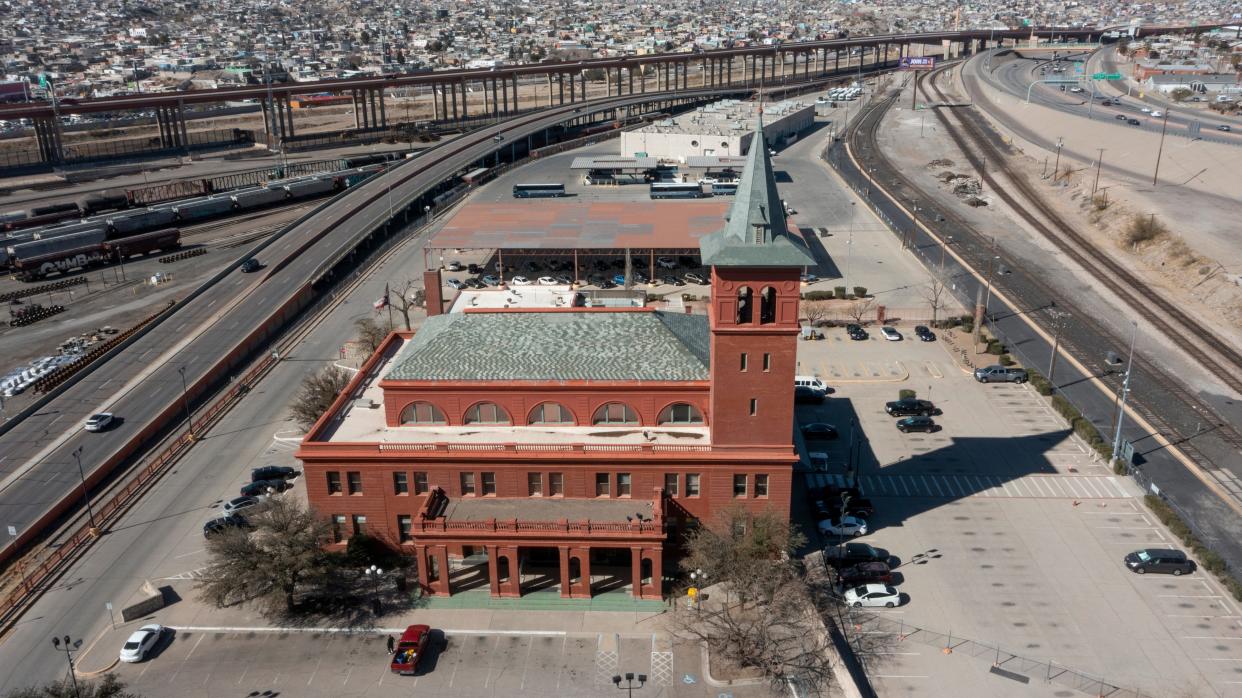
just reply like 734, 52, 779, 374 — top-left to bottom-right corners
806, 472, 1132, 499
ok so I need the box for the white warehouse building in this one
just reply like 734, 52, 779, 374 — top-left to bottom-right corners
619, 98, 814, 161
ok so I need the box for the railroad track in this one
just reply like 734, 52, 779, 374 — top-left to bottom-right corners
845, 66, 1242, 505
178, 201, 316, 241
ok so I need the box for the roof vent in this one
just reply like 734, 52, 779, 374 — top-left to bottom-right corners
353, 398, 379, 410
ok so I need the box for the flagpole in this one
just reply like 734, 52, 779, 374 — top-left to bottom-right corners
385, 283, 393, 329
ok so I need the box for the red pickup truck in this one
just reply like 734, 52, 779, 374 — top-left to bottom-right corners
390, 624, 431, 675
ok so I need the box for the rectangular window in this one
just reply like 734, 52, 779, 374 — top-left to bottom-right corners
397, 515, 412, 543
664, 473, 679, 497
549, 472, 564, 496
686, 473, 701, 497
351, 514, 367, 536
393, 471, 408, 495
763, 353, 771, 371
528, 472, 543, 496
347, 471, 362, 495
755, 474, 769, 498
331, 514, 346, 542
733, 474, 748, 498
461, 472, 476, 496
617, 473, 632, 497
595, 472, 610, 497
749, 398, 758, 416
326, 471, 342, 495
482, 472, 496, 496
740, 352, 748, 371
413, 472, 428, 494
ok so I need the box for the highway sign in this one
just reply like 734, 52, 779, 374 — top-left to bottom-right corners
1120, 440, 1136, 465
899, 56, 936, 70
1092, 72, 1122, 80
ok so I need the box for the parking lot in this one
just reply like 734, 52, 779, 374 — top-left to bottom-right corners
107, 628, 763, 698
793, 328, 1234, 697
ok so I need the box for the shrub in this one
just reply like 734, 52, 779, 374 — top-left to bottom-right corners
852, 286, 868, 299
1122, 214, 1169, 247
1027, 370, 1053, 396
960, 320, 974, 334
834, 286, 848, 300
986, 340, 1005, 356
999, 353, 1015, 366
682, 294, 698, 302
898, 389, 917, 400
803, 290, 834, 301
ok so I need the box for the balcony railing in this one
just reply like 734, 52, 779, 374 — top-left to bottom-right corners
411, 517, 663, 537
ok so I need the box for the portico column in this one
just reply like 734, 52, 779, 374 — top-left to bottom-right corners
571, 547, 592, 598
559, 546, 572, 598
499, 546, 521, 597
486, 544, 501, 596
646, 548, 663, 600
431, 545, 451, 595
414, 544, 430, 593
631, 547, 643, 599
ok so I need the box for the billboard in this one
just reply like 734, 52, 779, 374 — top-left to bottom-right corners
899, 56, 936, 71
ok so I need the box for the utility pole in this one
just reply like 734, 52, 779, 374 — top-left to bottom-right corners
1110, 322, 1139, 468
1091, 148, 1104, 199
1048, 318, 1063, 390
1052, 137, 1063, 181
1152, 109, 1169, 186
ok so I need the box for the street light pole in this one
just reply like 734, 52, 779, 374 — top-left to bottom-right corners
1091, 148, 1105, 199
177, 366, 195, 439
50, 635, 82, 698
366, 564, 384, 614
939, 235, 953, 274
1152, 109, 1170, 186
1110, 322, 1139, 467
611, 672, 648, 697
71, 446, 97, 531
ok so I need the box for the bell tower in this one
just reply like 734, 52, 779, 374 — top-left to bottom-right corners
699, 116, 815, 448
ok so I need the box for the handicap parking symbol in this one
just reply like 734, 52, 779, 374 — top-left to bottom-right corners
683, 674, 697, 684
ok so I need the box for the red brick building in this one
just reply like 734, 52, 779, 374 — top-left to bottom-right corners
296, 118, 814, 601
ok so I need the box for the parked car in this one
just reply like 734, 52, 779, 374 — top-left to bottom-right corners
467, 263, 482, 274
842, 497, 875, 519
446, 278, 465, 290
836, 561, 893, 587
465, 278, 486, 289
794, 386, 826, 404
974, 365, 1028, 383
896, 416, 939, 433
119, 624, 164, 663
879, 326, 902, 341
240, 479, 290, 497
537, 276, 558, 285
661, 275, 685, 286
223, 495, 262, 516
1125, 548, 1196, 575
656, 256, 677, 269
683, 272, 708, 284
481, 275, 500, 286
251, 465, 298, 482
843, 584, 902, 608
509, 276, 532, 285
914, 325, 936, 342
203, 514, 250, 537
801, 423, 839, 440
847, 326, 868, 341
818, 516, 868, 537
445, 261, 462, 271
885, 398, 938, 417
801, 273, 819, 284
391, 624, 432, 675
84, 412, 114, 432
822, 542, 885, 568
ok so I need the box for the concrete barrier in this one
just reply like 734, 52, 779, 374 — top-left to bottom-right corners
120, 580, 166, 622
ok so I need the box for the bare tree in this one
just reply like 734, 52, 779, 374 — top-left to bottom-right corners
3, 675, 140, 698
920, 274, 947, 327
354, 317, 393, 354
802, 300, 830, 328
289, 365, 351, 428
846, 297, 876, 325
196, 497, 340, 616
670, 506, 839, 693
387, 278, 425, 331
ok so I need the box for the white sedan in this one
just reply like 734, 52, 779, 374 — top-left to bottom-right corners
843, 584, 902, 608
119, 624, 164, 662
537, 276, 559, 285
509, 276, 532, 285
818, 516, 868, 537
880, 326, 902, 341
84, 412, 114, 432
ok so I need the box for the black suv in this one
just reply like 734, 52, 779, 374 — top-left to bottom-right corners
203, 514, 251, 537
1125, 549, 1196, 575
885, 398, 938, 417
240, 479, 291, 497
822, 542, 885, 569
240, 258, 262, 273
914, 325, 936, 342
251, 465, 298, 482
845, 323, 868, 341
794, 386, 826, 404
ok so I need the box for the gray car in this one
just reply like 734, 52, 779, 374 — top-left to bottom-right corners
974, 365, 1028, 383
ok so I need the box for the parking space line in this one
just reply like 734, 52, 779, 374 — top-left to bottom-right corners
928, 476, 946, 497
1032, 478, 1055, 497
951, 475, 969, 496
1061, 478, 1086, 498
1047, 478, 1070, 497
1078, 478, 1105, 498
899, 477, 912, 496
520, 636, 534, 689
1159, 594, 1223, 599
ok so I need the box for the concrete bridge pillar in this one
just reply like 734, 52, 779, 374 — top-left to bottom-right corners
511, 75, 519, 112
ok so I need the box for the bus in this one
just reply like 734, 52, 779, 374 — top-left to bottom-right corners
513, 183, 566, 198
649, 183, 706, 199
711, 182, 739, 196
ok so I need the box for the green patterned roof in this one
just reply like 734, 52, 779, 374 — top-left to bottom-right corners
386, 311, 710, 382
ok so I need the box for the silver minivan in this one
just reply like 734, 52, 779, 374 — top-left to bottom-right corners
974, 365, 1028, 384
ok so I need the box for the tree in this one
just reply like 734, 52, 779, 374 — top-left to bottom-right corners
354, 317, 393, 354
846, 297, 876, 325
671, 506, 838, 693
3, 674, 141, 698
195, 497, 340, 615
386, 279, 424, 331
802, 300, 830, 328
1170, 87, 1193, 102
289, 365, 351, 428
920, 274, 948, 327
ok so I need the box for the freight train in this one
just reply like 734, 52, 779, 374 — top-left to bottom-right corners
1, 162, 389, 281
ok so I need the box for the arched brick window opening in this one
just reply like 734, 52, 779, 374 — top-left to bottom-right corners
399, 401, 447, 425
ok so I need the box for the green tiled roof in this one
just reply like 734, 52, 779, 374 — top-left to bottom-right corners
387, 311, 710, 382
699, 115, 817, 268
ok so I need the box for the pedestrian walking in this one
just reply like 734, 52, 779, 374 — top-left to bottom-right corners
387, 635, 395, 654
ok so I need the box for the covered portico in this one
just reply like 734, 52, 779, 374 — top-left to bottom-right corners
409, 489, 666, 600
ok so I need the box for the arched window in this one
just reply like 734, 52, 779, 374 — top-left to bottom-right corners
528, 402, 576, 425
464, 402, 511, 425
593, 402, 640, 425
658, 403, 704, 425
399, 401, 447, 425
736, 286, 753, 324
759, 286, 776, 325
